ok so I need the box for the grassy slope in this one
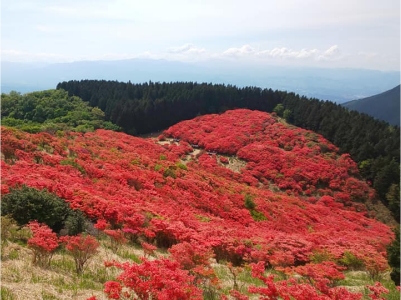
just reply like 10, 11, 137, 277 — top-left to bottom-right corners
1, 239, 400, 300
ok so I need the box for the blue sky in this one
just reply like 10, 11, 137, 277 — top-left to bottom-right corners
1, 0, 400, 70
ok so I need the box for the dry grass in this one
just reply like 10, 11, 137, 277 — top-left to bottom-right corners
2, 235, 399, 300
1, 240, 150, 300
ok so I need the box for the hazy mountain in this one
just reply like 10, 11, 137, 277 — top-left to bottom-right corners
342, 85, 400, 126
1, 59, 400, 103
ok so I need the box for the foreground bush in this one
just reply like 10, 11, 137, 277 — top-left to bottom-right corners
27, 221, 59, 267
104, 258, 203, 299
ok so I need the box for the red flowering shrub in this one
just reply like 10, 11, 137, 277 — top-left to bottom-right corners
105, 259, 203, 300
248, 261, 362, 299
62, 234, 99, 274
170, 241, 219, 290
170, 241, 214, 271
0, 110, 396, 298
366, 282, 389, 300
104, 281, 123, 299
27, 221, 59, 267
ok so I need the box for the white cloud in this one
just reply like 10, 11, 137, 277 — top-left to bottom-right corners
168, 44, 205, 54
223, 45, 256, 56
2, 43, 397, 71
221, 45, 341, 62
317, 45, 341, 61
0, 44, 343, 64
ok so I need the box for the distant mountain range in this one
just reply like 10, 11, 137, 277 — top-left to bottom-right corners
1, 59, 400, 103
342, 85, 400, 126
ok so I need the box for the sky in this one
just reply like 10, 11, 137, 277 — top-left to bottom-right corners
1, 0, 400, 71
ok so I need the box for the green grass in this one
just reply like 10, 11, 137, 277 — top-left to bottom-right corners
337, 271, 400, 299
51, 255, 76, 273
1, 287, 16, 300
51, 275, 71, 291
81, 265, 115, 285
7, 265, 23, 283
117, 248, 141, 263
8, 248, 19, 260
41, 289, 58, 300
237, 267, 264, 286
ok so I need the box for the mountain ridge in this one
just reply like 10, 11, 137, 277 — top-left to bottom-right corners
342, 85, 400, 126
2, 59, 400, 103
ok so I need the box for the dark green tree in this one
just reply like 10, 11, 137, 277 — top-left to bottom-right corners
386, 184, 400, 220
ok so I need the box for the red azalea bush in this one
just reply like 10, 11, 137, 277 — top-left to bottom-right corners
27, 221, 59, 267
366, 282, 389, 300
62, 234, 100, 274
104, 259, 203, 300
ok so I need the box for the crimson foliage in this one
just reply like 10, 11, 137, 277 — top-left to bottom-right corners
1, 109, 397, 299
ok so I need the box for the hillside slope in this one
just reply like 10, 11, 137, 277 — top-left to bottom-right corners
342, 85, 400, 126
1, 109, 398, 299
55, 80, 400, 221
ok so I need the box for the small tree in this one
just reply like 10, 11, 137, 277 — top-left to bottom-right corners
63, 234, 100, 274
27, 221, 59, 267
273, 104, 285, 117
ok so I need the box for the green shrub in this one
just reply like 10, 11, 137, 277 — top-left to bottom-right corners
60, 158, 86, 174
176, 162, 188, 170
64, 210, 87, 236
244, 194, 256, 210
1, 185, 87, 234
273, 104, 284, 116
163, 167, 177, 179
339, 251, 364, 270
310, 249, 334, 263
250, 209, 267, 221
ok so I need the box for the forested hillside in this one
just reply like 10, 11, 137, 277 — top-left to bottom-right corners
1, 109, 399, 299
56, 80, 400, 221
